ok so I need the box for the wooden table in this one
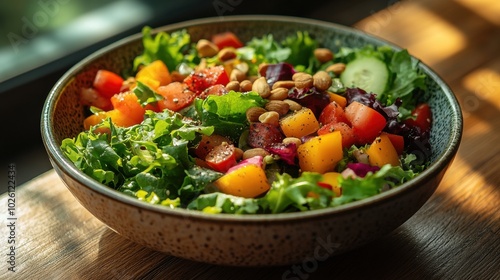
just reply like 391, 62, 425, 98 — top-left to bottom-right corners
2, 0, 499, 279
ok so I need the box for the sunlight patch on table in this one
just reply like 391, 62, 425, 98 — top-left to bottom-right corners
455, 0, 500, 26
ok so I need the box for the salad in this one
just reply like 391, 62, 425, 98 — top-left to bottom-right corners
62, 27, 432, 214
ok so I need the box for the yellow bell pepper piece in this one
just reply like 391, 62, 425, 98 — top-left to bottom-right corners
280, 107, 320, 138
214, 164, 270, 198
366, 134, 401, 167
297, 131, 343, 173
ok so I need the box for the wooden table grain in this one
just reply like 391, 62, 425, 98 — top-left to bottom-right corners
2, 0, 499, 279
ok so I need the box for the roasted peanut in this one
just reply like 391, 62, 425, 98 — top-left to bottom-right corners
196, 39, 219, 58
258, 111, 280, 126
283, 137, 302, 147
292, 72, 313, 89
314, 48, 334, 63
226, 80, 240, 91
326, 63, 346, 75
246, 107, 267, 123
218, 47, 237, 62
313, 71, 332, 91
240, 80, 253, 92
252, 77, 271, 98
268, 87, 289, 100
234, 147, 244, 160
283, 99, 302, 111
230, 68, 245, 82
234, 62, 249, 75
243, 148, 270, 160
265, 100, 290, 116
272, 80, 295, 90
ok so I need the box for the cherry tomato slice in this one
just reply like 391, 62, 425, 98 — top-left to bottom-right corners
211, 32, 244, 49
93, 70, 124, 99
405, 103, 432, 132
205, 142, 237, 173
184, 66, 229, 95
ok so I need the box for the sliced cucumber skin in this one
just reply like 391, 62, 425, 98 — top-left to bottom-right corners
340, 56, 389, 94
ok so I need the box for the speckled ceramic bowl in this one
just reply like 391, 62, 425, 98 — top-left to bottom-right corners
41, 15, 462, 266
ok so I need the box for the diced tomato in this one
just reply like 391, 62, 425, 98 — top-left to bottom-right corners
110, 91, 145, 125
199, 84, 229, 99
211, 32, 244, 49
317, 122, 355, 148
80, 87, 113, 111
247, 123, 284, 148
93, 70, 124, 98
382, 132, 405, 155
156, 82, 196, 112
345, 101, 386, 145
144, 103, 161, 112
319, 101, 349, 125
405, 103, 432, 132
195, 134, 233, 159
184, 66, 230, 95
205, 142, 237, 173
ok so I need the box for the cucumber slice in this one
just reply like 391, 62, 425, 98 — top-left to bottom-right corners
340, 56, 389, 94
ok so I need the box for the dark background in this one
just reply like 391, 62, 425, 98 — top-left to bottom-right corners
0, 0, 393, 192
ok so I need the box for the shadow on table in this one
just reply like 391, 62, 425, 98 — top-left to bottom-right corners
90, 225, 438, 280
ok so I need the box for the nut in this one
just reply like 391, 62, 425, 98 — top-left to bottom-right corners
272, 80, 295, 90
258, 111, 280, 126
196, 39, 219, 58
252, 77, 271, 98
283, 137, 302, 147
283, 99, 302, 111
258, 63, 269, 76
326, 63, 346, 75
226, 81, 240, 91
170, 71, 186, 83
218, 47, 237, 62
234, 147, 244, 160
230, 68, 246, 82
265, 100, 290, 116
234, 62, 249, 75
243, 148, 269, 160
292, 72, 314, 89
268, 87, 289, 100
313, 71, 332, 91
196, 58, 207, 71
314, 48, 334, 63
246, 107, 267, 123
240, 80, 253, 92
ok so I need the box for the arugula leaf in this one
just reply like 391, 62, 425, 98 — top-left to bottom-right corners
384, 49, 427, 106
133, 81, 163, 106
61, 111, 215, 205
332, 164, 416, 206
282, 31, 318, 73
133, 26, 193, 72
195, 91, 266, 142
263, 172, 332, 213
187, 192, 260, 214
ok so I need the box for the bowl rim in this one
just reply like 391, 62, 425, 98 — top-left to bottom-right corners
41, 15, 463, 224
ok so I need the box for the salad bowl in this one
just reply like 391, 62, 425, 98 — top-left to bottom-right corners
41, 15, 462, 266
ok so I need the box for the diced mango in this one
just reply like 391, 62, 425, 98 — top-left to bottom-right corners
297, 131, 343, 173
136, 60, 172, 89
280, 107, 320, 138
320, 172, 342, 197
213, 164, 270, 198
366, 134, 400, 167
327, 92, 347, 108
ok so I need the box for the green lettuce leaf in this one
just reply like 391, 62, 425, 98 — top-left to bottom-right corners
133, 26, 193, 72
194, 91, 266, 142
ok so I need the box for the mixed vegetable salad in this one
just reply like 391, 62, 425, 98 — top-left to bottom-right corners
62, 27, 432, 214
